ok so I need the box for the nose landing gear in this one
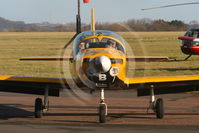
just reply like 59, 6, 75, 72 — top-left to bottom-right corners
98, 88, 108, 123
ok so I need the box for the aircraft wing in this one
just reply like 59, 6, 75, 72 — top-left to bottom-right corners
20, 56, 171, 62
20, 56, 73, 61
0, 75, 74, 96
126, 56, 170, 61
122, 75, 199, 96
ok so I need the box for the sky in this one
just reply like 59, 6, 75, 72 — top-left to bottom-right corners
0, 0, 199, 24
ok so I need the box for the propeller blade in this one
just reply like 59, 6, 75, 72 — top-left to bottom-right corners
142, 2, 199, 10
63, 33, 78, 49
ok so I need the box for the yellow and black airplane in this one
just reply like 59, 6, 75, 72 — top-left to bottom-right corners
1, 0, 199, 123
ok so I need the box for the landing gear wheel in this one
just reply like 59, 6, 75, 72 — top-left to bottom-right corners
34, 98, 43, 118
99, 104, 107, 123
155, 98, 164, 119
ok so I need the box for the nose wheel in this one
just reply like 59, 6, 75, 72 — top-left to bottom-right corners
99, 103, 107, 123
98, 88, 108, 123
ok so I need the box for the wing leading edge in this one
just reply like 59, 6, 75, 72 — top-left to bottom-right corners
122, 75, 199, 96
20, 56, 73, 61
0, 75, 73, 96
20, 56, 170, 62
126, 56, 170, 61
1, 75, 199, 97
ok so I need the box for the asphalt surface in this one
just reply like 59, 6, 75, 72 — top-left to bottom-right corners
1, 123, 199, 133
0, 90, 199, 133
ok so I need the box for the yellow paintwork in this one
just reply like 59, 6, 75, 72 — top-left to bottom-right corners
20, 55, 169, 61
127, 56, 169, 59
69, 46, 127, 82
91, 8, 95, 31
81, 35, 125, 48
123, 75, 199, 85
83, 48, 125, 56
0, 75, 64, 83
20, 56, 73, 60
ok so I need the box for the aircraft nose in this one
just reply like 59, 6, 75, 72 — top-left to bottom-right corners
94, 56, 111, 73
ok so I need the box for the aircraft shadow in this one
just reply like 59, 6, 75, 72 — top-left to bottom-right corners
46, 112, 199, 122
45, 105, 199, 119
0, 104, 33, 120
1, 104, 199, 121
109, 112, 199, 118
49, 105, 147, 110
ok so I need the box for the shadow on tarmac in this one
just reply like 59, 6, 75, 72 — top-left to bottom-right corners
0, 104, 33, 119
1, 104, 199, 122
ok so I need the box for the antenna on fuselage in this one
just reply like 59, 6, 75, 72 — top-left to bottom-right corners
64, 0, 83, 49
91, 8, 95, 31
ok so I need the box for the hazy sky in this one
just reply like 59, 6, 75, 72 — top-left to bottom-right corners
0, 0, 198, 24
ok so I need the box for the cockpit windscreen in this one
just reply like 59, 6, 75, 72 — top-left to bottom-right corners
73, 30, 126, 55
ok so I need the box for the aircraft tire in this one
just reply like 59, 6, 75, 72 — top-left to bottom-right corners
155, 98, 164, 119
34, 98, 43, 118
99, 104, 106, 123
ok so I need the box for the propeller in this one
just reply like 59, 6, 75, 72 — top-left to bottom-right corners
64, 0, 91, 49
63, 33, 78, 49
142, 2, 199, 11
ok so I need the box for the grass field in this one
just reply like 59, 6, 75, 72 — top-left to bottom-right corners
0, 32, 199, 78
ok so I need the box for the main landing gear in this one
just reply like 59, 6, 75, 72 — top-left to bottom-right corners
147, 85, 164, 119
98, 88, 108, 123
33, 86, 163, 121
34, 88, 49, 118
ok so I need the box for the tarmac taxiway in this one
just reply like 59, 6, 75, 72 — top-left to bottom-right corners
0, 90, 199, 133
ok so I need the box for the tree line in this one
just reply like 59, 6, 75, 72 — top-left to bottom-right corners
0, 16, 199, 32
92, 19, 198, 31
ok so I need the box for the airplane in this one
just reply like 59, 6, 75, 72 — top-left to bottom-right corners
1, 0, 199, 123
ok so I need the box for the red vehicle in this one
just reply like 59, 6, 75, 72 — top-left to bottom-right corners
178, 27, 199, 60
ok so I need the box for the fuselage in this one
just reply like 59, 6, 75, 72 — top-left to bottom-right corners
69, 30, 128, 89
